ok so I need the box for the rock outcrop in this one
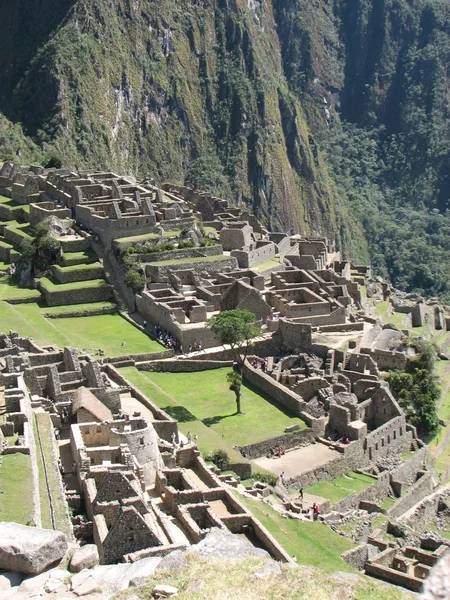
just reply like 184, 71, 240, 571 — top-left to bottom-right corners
0, 522, 68, 575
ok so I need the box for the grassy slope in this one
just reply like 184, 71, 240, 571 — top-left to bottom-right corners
119, 367, 305, 446
305, 472, 375, 504
0, 453, 34, 524
116, 554, 412, 600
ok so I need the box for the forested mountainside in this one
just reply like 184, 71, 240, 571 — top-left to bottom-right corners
0, 0, 449, 298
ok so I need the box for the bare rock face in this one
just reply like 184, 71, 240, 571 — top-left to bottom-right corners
0, 522, 68, 575
420, 550, 450, 600
69, 545, 100, 573
191, 527, 270, 561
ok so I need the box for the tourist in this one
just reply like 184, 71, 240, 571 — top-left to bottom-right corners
193, 433, 198, 445
187, 431, 192, 443
280, 471, 286, 486
299, 487, 304, 500
72, 461, 77, 475
313, 503, 320, 521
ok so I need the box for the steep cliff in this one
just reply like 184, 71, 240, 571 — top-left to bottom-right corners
1, 0, 450, 295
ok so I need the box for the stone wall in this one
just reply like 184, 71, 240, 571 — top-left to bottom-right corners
134, 245, 223, 263
365, 416, 411, 462
236, 428, 317, 459
29, 202, 71, 227
51, 264, 104, 283
388, 472, 434, 519
242, 360, 306, 416
137, 359, 234, 372
391, 447, 428, 486
230, 241, 276, 268
145, 256, 238, 283
40, 280, 113, 306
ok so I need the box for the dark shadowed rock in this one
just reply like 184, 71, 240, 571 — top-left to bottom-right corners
0, 523, 68, 575
155, 550, 187, 573
70, 545, 100, 573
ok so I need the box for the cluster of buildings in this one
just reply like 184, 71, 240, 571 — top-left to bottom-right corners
0, 161, 449, 591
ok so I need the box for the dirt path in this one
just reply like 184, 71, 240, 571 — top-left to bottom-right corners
253, 443, 341, 480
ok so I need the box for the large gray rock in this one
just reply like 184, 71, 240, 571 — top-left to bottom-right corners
70, 545, 99, 573
94, 556, 162, 593
0, 523, 68, 575
191, 528, 270, 561
154, 550, 186, 574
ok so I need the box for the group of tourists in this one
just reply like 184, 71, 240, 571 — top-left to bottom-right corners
250, 358, 268, 372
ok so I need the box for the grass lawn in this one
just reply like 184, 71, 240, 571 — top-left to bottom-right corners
53, 262, 103, 274
305, 472, 375, 504
34, 412, 71, 536
0, 276, 42, 301
0, 302, 163, 356
43, 301, 118, 315
254, 257, 280, 272
0, 452, 34, 524
119, 367, 306, 447
39, 277, 109, 292
114, 229, 181, 249
148, 254, 229, 266
235, 492, 356, 572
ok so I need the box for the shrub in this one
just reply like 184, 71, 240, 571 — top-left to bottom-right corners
252, 471, 278, 486
207, 449, 230, 470
124, 268, 145, 293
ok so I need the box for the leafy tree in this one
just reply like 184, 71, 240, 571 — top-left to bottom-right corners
207, 309, 258, 371
227, 370, 243, 414
124, 268, 146, 294
185, 153, 231, 199
388, 339, 440, 438
19, 220, 61, 277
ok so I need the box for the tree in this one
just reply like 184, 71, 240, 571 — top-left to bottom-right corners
207, 309, 258, 371
388, 338, 440, 438
125, 268, 145, 294
227, 370, 243, 414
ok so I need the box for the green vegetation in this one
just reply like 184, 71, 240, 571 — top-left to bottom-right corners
34, 412, 71, 536
0, 276, 42, 301
305, 472, 375, 505
43, 301, 118, 315
39, 277, 110, 292
118, 366, 306, 449
0, 302, 162, 356
124, 267, 146, 294
0, 453, 34, 524
389, 338, 440, 438
117, 552, 411, 600
207, 309, 259, 370
226, 370, 243, 414
236, 493, 355, 572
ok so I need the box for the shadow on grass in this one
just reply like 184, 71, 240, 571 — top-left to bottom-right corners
202, 412, 238, 427
243, 377, 303, 421
161, 405, 197, 423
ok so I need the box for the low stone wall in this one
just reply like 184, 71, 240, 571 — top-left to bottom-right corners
236, 427, 317, 460
391, 447, 428, 486
133, 245, 223, 263
388, 472, 434, 519
146, 256, 239, 282
52, 264, 104, 283
136, 359, 234, 372
242, 360, 306, 417
44, 305, 118, 318
40, 281, 113, 306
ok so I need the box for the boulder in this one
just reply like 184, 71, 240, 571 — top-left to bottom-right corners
0, 523, 68, 575
191, 527, 270, 561
71, 569, 100, 597
153, 584, 178, 597
70, 545, 100, 573
154, 550, 186, 574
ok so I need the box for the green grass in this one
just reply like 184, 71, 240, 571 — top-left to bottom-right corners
52, 262, 103, 273
381, 497, 395, 510
60, 250, 98, 265
40, 277, 109, 292
119, 367, 306, 447
235, 493, 356, 572
254, 257, 281, 272
43, 301, 118, 315
305, 472, 375, 504
0, 276, 42, 300
0, 302, 163, 356
148, 254, 229, 266
0, 453, 35, 524
34, 412, 71, 536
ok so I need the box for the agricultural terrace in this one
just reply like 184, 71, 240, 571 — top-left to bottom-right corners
118, 366, 306, 452
0, 302, 162, 356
